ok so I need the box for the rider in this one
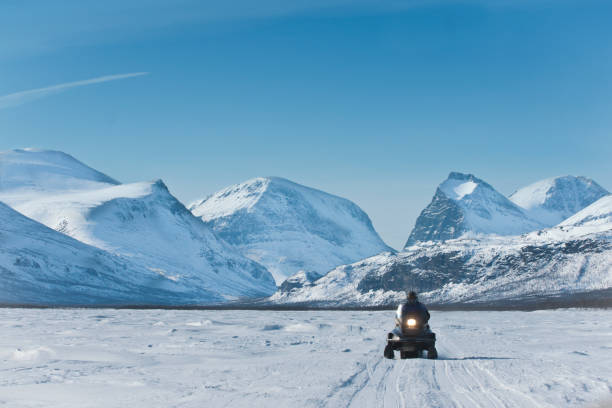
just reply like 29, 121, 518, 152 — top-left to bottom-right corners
397, 291, 430, 326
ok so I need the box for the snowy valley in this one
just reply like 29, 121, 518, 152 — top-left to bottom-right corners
1, 308, 611, 408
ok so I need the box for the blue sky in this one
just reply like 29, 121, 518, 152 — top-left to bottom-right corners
1, 0, 611, 249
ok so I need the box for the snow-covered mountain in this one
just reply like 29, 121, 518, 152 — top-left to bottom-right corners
0, 149, 276, 302
4, 149, 609, 307
274, 176, 611, 307
510, 176, 609, 227
405, 172, 542, 247
189, 177, 392, 283
0, 202, 211, 305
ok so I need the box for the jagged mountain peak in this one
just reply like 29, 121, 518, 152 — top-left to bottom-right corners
445, 171, 486, 183
405, 172, 542, 247
438, 172, 497, 200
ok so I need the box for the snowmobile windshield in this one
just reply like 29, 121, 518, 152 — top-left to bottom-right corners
396, 303, 429, 331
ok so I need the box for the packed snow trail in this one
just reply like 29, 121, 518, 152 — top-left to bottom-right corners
0, 309, 610, 407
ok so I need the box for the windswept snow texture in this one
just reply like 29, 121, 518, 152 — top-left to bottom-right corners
1, 308, 611, 407
510, 175, 609, 227
0, 203, 210, 305
0, 149, 118, 204
405, 172, 542, 247
189, 177, 391, 283
0, 149, 276, 302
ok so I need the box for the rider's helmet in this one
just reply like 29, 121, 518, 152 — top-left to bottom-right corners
407, 291, 418, 303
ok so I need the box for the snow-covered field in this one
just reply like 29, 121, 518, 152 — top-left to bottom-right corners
1, 308, 611, 408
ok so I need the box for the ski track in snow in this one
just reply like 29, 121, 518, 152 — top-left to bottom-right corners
0, 309, 611, 408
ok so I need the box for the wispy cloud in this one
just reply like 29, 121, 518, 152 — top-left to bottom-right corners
0, 72, 149, 110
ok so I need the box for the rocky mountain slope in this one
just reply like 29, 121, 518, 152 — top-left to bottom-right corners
273, 233, 611, 306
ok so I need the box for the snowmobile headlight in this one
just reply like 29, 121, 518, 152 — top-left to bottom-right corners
406, 318, 417, 328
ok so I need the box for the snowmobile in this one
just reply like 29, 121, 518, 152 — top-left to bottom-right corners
384, 303, 438, 359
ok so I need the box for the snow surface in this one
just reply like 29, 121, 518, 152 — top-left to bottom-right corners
509, 178, 556, 209
561, 195, 612, 230
525, 195, 612, 242
188, 177, 269, 221
0, 202, 211, 305
439, 179, 478, 200
510, 176, 609, 227
0, 308, 610, 407
189, 177, 391, 283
